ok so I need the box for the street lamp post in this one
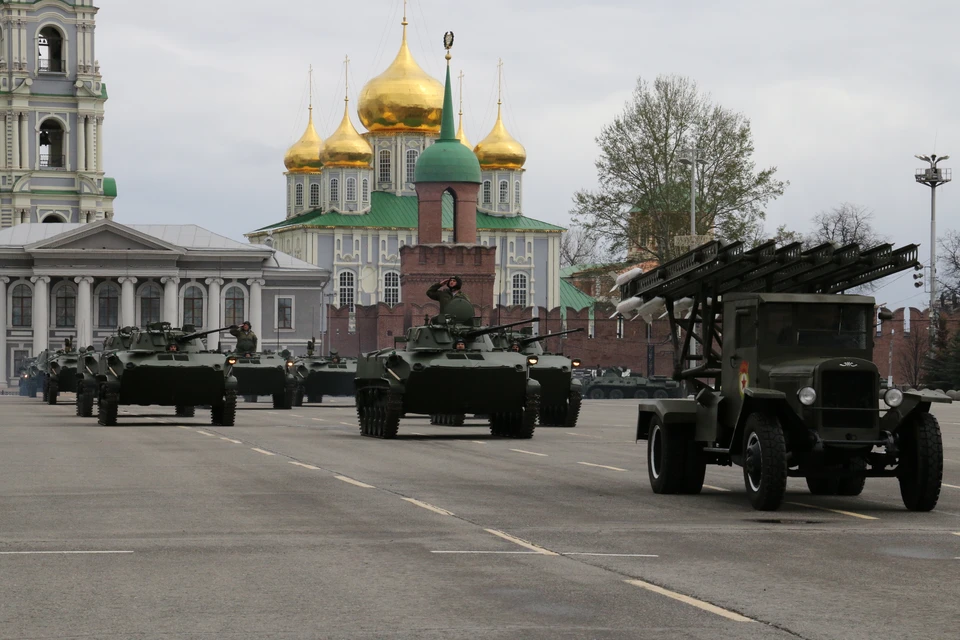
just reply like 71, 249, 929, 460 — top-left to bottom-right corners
678, 148, 702, 235
914, 153, 951, 339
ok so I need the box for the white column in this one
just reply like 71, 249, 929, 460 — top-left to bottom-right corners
74, 276, 94, 349
85, 117, 95, 172
0, 116, 6, 169
118, 277, 137, 328
161, 277, 180, 324
0, 277, 8, 387
77, 115, 86, 172
12, 114, 20, 170
96, 116, 104, 171
19, 112, 28, 170
246, 279, 264, 335
31, 276, 50, 353
205, 278, 223, 350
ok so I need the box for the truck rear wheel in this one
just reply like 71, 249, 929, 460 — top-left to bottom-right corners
647, 417, 686, 494
742, 412, 787, 511
898, 413, 943, 511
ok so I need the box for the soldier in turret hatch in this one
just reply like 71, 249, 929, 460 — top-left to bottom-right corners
230, 321, 258, 355
427, 276, 473, 324
330, 348, 342, 364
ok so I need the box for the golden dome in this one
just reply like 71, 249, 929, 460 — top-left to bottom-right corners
321, 97, 373, 168
474, 103, 526, 170
357, 17, 443, 133
283, 108, 323, 173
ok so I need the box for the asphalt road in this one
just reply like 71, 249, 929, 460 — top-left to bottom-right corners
1, 394, 958, 639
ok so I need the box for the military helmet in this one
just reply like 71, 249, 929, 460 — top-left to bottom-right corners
448, 275, 463, 291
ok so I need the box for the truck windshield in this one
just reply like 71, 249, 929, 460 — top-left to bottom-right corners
765, 303, 868, 350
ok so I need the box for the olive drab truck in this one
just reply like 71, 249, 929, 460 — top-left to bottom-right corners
618, 239, 948, 511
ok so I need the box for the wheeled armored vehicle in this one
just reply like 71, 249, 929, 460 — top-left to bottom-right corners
294, 348, 356, 405
17, 357, 39, 397
79, 322, 238, 426
35, 340, 81, 405
619, 239, 948, 511
582, 371, 681, 400
232, 350, 299, 409
355, 317, 541, 439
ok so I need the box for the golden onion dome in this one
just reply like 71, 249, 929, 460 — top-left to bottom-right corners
283, 108, 323, 173
474, 102, 526, 170
357, 17, 443, 133
321, 97, 373, 168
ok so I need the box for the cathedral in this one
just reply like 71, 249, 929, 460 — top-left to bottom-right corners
245, 12, 578, 314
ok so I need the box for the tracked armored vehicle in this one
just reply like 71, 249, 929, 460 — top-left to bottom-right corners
36, 340, 82, 405
79, 322, 237, 426
231, 350, 299, 409
355, 318, 541, 439
294, 347, 356, 405
582, 371, 681, 400
619, 239, 949, 511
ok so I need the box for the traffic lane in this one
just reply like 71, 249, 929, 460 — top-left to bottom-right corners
0, 400, 784, 640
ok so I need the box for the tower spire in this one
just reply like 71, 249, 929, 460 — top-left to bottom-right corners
496, 58, 503, 116
401, 0, 408, 40
344, 55, 350, 105
438, 36, 456, 141
308, 64, 313, 113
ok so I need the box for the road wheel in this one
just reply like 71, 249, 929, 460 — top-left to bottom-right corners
294, 386, 304, 407
805, 476, 839, 495
837, 459, 867, 496
654, 389, 668, 399
562, 391, 582, 428
272, 393, 283, 409
588, 388, 606, 400
647, 417, 686, 494
633, 389, 648, 399
510, 395, 538, 439
175, 405, 195, 418
609, 389, 624, 400
742, 412, 788, 511
681, 442, 706, 494
898, 413, 943, 511
76, 389, 94, 418
97, 388, 118, 426
41, 380, 49, 403
283, 384, 296, 410
47, 379, 59, 405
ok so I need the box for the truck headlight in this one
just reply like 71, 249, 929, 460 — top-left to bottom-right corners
884, 388, 903, 408
526, 355, 539, 366
798, 387, 817, 406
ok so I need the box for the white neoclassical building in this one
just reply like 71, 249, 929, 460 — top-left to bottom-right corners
0, 220, 329, 387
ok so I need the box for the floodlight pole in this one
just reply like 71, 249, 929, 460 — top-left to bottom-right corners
679, 148, 700, 235
915, 153, 952, 339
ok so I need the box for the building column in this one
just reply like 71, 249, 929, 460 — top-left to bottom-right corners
161, 277, 180, 325
96, 116, 104, 171
0, 116, 6, 170
0, 277, 8, 387
19, 112, 28, 170
246, 279, 265, 335
205, 278, 223, 350
12, 113, 20, 170
74, 276, 94, 349
118, 277, 137, 328
85, 116, 94, 172
77, 115, 86, 172
31, 276, 50, 353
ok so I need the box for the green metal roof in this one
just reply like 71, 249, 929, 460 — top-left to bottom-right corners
560, 263, 608, 278
101, 83, 108, 100
103, 177, 117, 198
560, 279, 595, 311
414, 65, 481, 184
250, 191, 565, 233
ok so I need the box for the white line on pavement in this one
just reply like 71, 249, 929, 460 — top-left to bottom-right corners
409, 432, 426, 435
335, 475, 375, 489
787, 502, 878, 520
624, 579, 753, 622
339, 421, 354, 426
562, 553, 658, 557
220, 437, 243, 444
431, 550, 540, 555
577, 462, 627, 472
250, 448, 275, 456
195, 430, 216, 437
565, 432, 602, 439
471, 441, 487, 445
484, 529, 558, 556
265, 411, 278, 415
952, 532, 960, 537
0, 550, 134, 555
291, 414, 303, 418
289, 461, 320, 470
509, 449, 547, 457
177, 426, 191, 430
402, 498, 454, 515
703, 485, 731, 492
311, 418, 326, 422
943, 483, 960, 490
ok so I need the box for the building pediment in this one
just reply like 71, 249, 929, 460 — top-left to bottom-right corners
26, 220, 185, 255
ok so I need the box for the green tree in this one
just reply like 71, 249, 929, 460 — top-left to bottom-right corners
571, 75, 787, 262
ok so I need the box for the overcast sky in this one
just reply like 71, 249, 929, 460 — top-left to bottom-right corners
95, 0, 959, 310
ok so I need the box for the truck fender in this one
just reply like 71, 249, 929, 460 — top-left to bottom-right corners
636, 398, 697, 440
880, 389, 950, 433
728, 389, 789, 456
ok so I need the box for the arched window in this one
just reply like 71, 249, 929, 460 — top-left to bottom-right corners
309, 183, 320, 208
224, 285, 245, 327
139, 283, 161, 327
346, 177, 357, 201
338, 270, 355, 311
55, 285, 76, 328
384, 271, 400, 306
512, 273, 528, 307
295, 183, 303, 207
499, 180, 509, 204
11, 284, 32, 327
515, 181, 521, 207
183, 285, 204, 328
405, 149, 419, 183
482, 180, 492, 205
98, 284, 119, 328
330, 177, 339, 202
38, 26, 63, 73
362, 178, 369, 203
379, 150, 391, 183
39, 119, 65, 168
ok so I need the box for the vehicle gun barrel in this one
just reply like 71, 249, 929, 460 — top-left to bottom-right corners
518, 328, 584, 346
177, 326, 233, 344
461, 318, 539, 340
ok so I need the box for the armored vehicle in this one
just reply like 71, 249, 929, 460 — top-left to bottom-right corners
582, 371, 681, 400
294, 346, 356, 405
231, 350, 299, 409
17, 357, 39, 397
36, 340, 81, 405
619, 239, 948, 511
75, 347, 100, 417
79, 322, 238, 426
355, 317, 541, 439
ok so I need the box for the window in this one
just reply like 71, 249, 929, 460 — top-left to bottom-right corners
39, 119, 65, 168
309, 183, 320, 208
515, 181, 521, 207
140, 283, 161, 327
277, 297, 293, 329
55, 285, 76, 327
736, 312, 756, 348
379, 150, 391, 183
330, 177, 339, 202
38, 27, 63, 73
362, 178, 369, 203
11, 284, 32, 327
499, 180, 509, 204
295, 183, 303, 207
384, 271, 400, 306
511, 273, 528, 307
224, 286, 245, 327
98, 284, 119, 328
482, 180, 492, 205
346, 177, 357, 202
406, 149, 419, 182
182, 285, 204, 328
339, 270, 355, 311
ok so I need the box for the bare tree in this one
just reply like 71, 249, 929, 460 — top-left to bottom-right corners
937, 230, 960, 297
560, 226, 607, 268
897, 326, 928, 389
807, 203, 888, 248
571, 75, 787, 263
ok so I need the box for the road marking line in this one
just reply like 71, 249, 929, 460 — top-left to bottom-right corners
509, 449, 547, 457
563, 553, 658, 557
250, 448, 275, 456
311, 418, 326, 422
577, 461, 627, 472
195, 430, 216, 437
409, 431, 426, 435
265, 411, 277, 415
471, 441, 487, 445
943, 483, 960, 490
484, 529, 558, 556
402, 498, 454, 516
335, 475, 375, 489
431, 550, 540, 555
787, 502, 878, 520
289, 461, 320, 470
565, 432, 601, 439
945, 459, 960, 464
220, 437, 242, 444
0, 550, 134, 555
291, 414, 303, 418
624, 579, 753, 622
703, 484, 731, 492
339, 421, 354, 426
177, 426, 191, 430
952, 532, 960, 537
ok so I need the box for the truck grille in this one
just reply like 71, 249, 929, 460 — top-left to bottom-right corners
821, 370, 876, 430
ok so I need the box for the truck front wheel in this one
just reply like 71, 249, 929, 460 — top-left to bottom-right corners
647, 417, 686, 494
742, 412, 787, 511
898, 413, 943, 511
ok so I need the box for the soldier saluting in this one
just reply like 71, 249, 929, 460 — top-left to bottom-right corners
427, 276, 471, 310
230, 321, 258, 355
